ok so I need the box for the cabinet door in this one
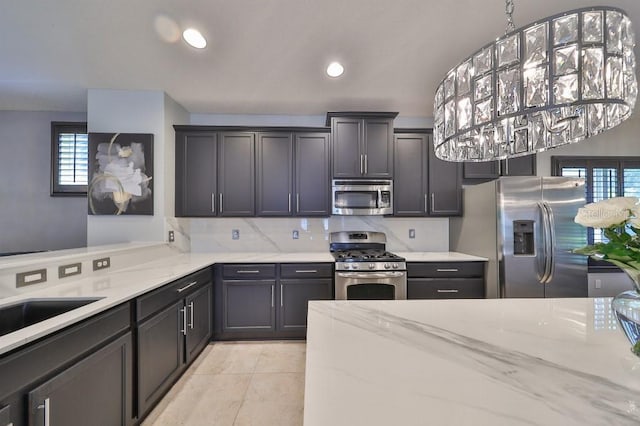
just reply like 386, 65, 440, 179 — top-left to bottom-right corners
502, 154, 536, 176
28, 333, 133, 426
393, 134, 427, 216
218, 132, 255, 216
257, 133, 294, 216
463, 161, 500, 180
223, 280, 276, 333
175, 132, 217, 217
185, 284, 213, 364
0, 405, 9, 426
295, 133, 330, 216
137, 301, 185, 417
279, 278, 332, 335
427, 134, 462, 216
363, 119, 393, 178
331, 118, 362, 177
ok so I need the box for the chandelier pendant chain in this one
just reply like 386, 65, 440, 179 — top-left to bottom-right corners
505, 0, 515, 33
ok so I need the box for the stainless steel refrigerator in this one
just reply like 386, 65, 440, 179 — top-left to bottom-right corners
450, 176, 587, 298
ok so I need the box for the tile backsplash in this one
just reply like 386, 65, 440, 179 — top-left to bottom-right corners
188, 216, 449, 253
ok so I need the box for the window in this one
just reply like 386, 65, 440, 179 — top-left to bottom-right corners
51, 122, 88, 196
552, 156, 640, 244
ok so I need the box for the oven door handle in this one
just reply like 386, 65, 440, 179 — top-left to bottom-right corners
337, 272, 406, 279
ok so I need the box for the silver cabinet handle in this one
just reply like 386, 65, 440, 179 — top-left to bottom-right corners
430, 193, 435, 211
219, 193, 223, 213
188, 301, 194, 329
436, 268, 459, 272
360, 154, 364, 174
364, 154, 367, 174
236, 270, 260, 274
296, 193, 300, 212
211, 193, 216, 213
295, 270, 318, 273
271, 284, 275, 308
180, 307, 187, 336
280, 284, 283, 307
177, 281, 198, 293
288, 193, 291, 213
424, 194, 428, 213
37, 397, 50, 426
437, 289, 459, 293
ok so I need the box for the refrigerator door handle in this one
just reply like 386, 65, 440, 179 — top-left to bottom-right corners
538, 202, 552, 284
543, 202, 556, 284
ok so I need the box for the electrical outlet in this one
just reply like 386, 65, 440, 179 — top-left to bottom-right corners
409, 229, 416, 239
93, 257, 111, 271
595, 279, 602, 289
168, 230, 175, 242
292, 230, 299, 239
232, 229, 240, 240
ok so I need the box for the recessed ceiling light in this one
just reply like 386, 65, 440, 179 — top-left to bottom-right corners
182, 28, 207, 49
326, 62, 344, 78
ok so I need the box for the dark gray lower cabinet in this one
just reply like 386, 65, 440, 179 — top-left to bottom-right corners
215, 263, 333, 339
279, 278, 332, 333
28, 333, 133, 426
137, 300, 185, 417
407, 262, 486, 299
0, 405, 9, 425
136, 269, 213, 419
223, 280, 276, 333
0, 303, 131, 426
185, 285, 213, 363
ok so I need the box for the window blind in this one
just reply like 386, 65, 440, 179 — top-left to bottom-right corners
57, 132, 88, 185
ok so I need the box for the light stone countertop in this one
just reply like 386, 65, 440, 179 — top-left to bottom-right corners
0, 245, 485, 356
303, 298, 640, 426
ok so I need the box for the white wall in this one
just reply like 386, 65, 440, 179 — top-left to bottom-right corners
86, 89, 189, 246
0, 110, 87, 254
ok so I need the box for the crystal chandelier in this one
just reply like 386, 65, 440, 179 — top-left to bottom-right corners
433, 2, 638, 162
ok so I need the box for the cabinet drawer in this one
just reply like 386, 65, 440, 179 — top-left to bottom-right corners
407, 278, 485, 299
280, 263, 333, 279
137, 268, 212, 322
407, 262, 484, 278
222, 264, 276, 279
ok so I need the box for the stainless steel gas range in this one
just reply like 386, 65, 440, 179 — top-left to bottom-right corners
330, 231, 407, 300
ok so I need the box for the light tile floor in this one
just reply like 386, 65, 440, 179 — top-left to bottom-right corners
142, 341, 306, 426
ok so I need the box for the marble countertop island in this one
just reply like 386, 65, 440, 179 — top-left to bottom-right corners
304, 298, 640, 425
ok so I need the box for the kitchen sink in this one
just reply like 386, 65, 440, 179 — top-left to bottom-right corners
0, 297, 103, 337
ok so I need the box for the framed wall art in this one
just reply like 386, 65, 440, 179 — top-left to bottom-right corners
88, 132, 154, 215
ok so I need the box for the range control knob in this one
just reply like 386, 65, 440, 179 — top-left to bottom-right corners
351, 264, 357, 270
392, 263, 399, 269
368, 263, 375, 270
384, 263, 391, 269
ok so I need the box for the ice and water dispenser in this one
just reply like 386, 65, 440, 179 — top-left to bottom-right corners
513, 220, 534, 255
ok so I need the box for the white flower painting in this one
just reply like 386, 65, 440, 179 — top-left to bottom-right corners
88, 133, 153, 215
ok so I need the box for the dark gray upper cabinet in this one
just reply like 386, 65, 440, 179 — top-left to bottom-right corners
256, 132, 330, 217
329, 112, 397, 178
294, 133, 330, 216
463, 154, 536, 183
218, 132, 256, 216
175, 130, 255, 217
393, 134, 428, 216
394, 132, 462, 216
175, 132, 217, 217
257, 132, 294, 216
427, 133, 463, 216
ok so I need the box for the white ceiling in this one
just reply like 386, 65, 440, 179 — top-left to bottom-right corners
2, 0, 640, 117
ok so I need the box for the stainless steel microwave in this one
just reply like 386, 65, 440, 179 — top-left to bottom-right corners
331, 179, 393, 215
